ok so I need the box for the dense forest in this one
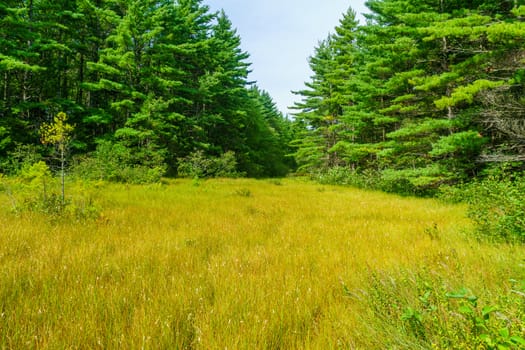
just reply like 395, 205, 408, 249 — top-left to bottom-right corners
2, 0, 525, 193
293, 0, 525, 194
0, 0, 295, 180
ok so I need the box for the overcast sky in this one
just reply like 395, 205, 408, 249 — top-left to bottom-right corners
203, 1, 369, 115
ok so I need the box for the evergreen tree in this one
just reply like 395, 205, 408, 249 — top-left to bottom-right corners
245, 86, 294, 177
0, 0, 295, 178
354, 0, 517, 189
197, 9, 252, 157
292, 0, 525, 192
292, 38, 338, 170
0, 0, 45, 153
292, 8, 360, 170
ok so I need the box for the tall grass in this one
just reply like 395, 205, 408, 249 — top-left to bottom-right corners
1, 178, 523, 348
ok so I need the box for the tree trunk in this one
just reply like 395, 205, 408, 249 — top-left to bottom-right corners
61, 146, 65, 205
77, 54, 84, 104
3, 72, 7, 103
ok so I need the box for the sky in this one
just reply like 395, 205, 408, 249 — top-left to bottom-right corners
203, 1, 369, 115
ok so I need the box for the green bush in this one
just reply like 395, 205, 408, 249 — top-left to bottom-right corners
314, 166, 377, 188
177, 150, 243, 178
0, 143, 43, 175
315, 166, 355, 185
440, 170, 525, 242
2, 162, 101, 220
378, 165, 447, 197
313, 165, 447, 197
114, 165, 165, 184
72, 141, 166, 184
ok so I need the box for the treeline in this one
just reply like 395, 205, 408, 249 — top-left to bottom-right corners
293, 0, 525, 195
0, 0, 295, 179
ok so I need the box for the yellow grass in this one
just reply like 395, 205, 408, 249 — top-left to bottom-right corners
0, 178, 523, 348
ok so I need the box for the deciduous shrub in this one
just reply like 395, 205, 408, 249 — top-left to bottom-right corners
0, 143, 43, 175
2, 162, 100, 220
177, 150, 243, 178
72, 140, 165, 184
440, 169, 525, 242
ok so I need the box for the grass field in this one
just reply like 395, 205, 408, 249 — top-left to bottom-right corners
1, 178, 524, 349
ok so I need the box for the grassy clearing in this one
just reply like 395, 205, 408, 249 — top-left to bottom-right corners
1, 178, 524, 349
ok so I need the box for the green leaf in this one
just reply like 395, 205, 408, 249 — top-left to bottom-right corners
499, 327, 510, 339
458, 305, 474, 315
510, 336, 525, 345
482, 305, 499, 318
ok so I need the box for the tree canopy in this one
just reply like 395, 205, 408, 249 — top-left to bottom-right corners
4, 0, 525, 188
292, 0, 525, 193
0, 0, 293, 178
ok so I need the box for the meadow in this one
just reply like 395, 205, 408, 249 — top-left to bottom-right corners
1, 178, 524, 349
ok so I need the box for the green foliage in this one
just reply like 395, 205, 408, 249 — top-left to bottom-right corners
512, 5, 525, 17
19, 161, 52, 192
348, 268, 525, 349
40, 112, 74, 151
39, 112, 75, 204
5, 0, 525, 188
72, 140, 165, 184
244, 86, 296, 177
291, 8, 360, 170
290, 131, 326, 173
442, 171, 525, 242
0, 127, 11, 153
0, 144, 43, 175
0, 0, 293, 181
430, 131, 487, 158
444, 288, 525, 349
0, 54, 44, 72
387, 119, 452, 140
4, 162, 100, 220
315, 166, 357, 186
177, 150, 242, 178
291, 0, 525, 193
380, 165, 448, 196
434, 80, 505, 110
314, 164, 454, 196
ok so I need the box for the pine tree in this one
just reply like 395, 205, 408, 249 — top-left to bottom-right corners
82, 0, 206, 170
196, 9, 251, 156
292, 38, 339, 170
292, 8, 360, 170
291, 0, 525, 191
0, 0, 295, 178
0, 0, 45, 155
245, 86, 294, 177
